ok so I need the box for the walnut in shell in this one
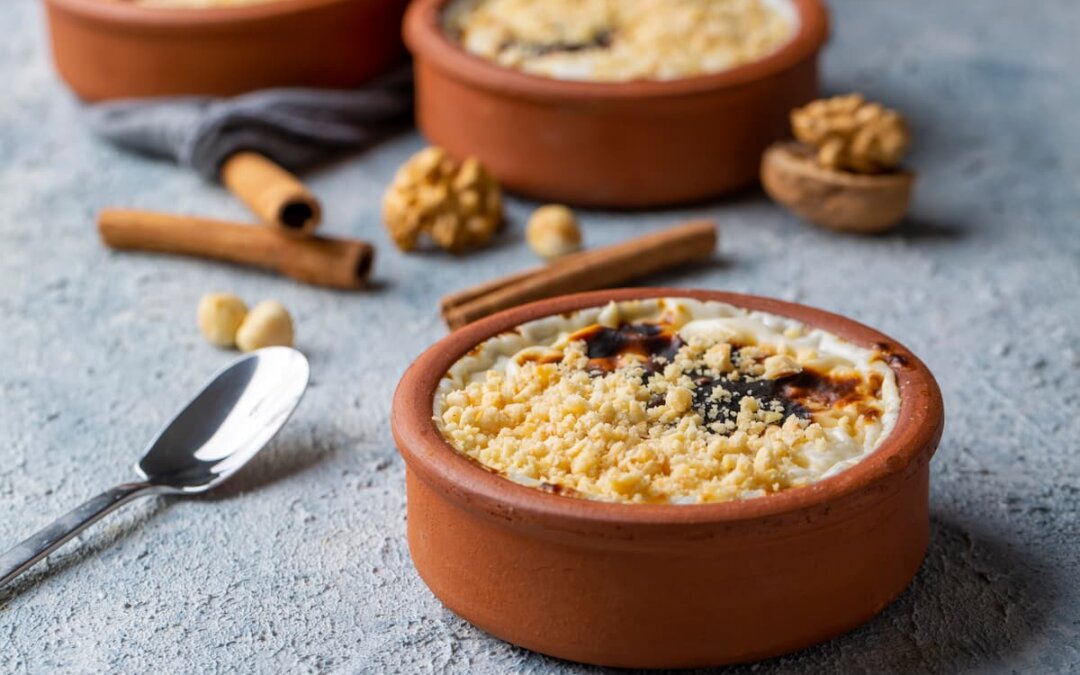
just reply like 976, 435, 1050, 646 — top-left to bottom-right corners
763, 94, 915, 233
383, 146, 504, 253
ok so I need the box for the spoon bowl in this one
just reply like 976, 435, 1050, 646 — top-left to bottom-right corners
136, 347, 310, 492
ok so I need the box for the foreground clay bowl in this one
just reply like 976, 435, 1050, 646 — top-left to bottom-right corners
404, 0, 828, 207
392, 288, 943, 668
43, 0, 409, 100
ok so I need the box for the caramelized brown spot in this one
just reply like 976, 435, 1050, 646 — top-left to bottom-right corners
572, 322, 683, 374
784, 370, 861, 408
530, 30, 612, 56
885, 353, 909, 369
565, 322, 882, 427
691, 366, 879, 426
873, 341, 910, 369
868, 371, 884, 398
539, 482, 583, 498
692, 375, 809, 425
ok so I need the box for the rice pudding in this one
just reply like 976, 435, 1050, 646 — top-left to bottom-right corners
435, 298, 900, 504
442, 0, 795, 82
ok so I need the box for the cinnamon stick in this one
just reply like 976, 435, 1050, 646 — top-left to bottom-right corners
98, 209, 373, 289
438, 248, 601, 314
220, 152, 322, 236
442, 219, 717, 329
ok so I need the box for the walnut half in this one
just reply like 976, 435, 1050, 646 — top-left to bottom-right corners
791, 94, 909, 174
382, 146, 504, 253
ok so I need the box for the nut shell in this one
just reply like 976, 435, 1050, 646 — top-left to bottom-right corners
761, 143, 914, 233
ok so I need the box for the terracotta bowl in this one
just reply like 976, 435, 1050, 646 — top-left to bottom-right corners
403, 0, 828, 208
392, 288, 943, 668
43, 0, 410, 101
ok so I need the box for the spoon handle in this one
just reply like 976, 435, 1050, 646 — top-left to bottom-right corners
0, 482, 158, 587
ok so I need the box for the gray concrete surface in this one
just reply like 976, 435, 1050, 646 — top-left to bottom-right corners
1, 1, 1078, 673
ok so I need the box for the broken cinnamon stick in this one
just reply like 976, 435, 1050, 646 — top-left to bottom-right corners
220, 152, 322, 236
98, 209, 372, 289
441, 220, 717, 329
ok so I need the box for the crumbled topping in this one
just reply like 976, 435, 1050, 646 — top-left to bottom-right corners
443, 0, 793, 82
763, 354, 802, 380
435, 300, 897, 504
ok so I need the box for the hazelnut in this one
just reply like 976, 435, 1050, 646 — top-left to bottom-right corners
235, 301, 294, 352
526, 204, 582, 259
382, 146, 503, 253
761, 142, 915, 233
197, 293, 247, 348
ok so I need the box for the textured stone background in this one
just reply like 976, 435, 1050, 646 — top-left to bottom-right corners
1, 1, 1078, 673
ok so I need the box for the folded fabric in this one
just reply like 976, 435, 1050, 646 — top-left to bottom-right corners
85, 67, 414, 181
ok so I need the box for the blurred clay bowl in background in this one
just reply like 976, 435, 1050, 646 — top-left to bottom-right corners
404, 0, 829, 208
43, 0, 409, 100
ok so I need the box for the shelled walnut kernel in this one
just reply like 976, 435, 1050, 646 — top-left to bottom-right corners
790, 94, 909, 174
382, 146, 504, 253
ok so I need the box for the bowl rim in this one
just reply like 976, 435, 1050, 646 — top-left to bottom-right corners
44, 0, 359, 26
392, 288, 944, 532
403, 0, 829, 101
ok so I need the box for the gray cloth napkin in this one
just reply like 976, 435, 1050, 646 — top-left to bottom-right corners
85, 67, 414, 181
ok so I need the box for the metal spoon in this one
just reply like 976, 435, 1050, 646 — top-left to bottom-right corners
0, 347, 309, 587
